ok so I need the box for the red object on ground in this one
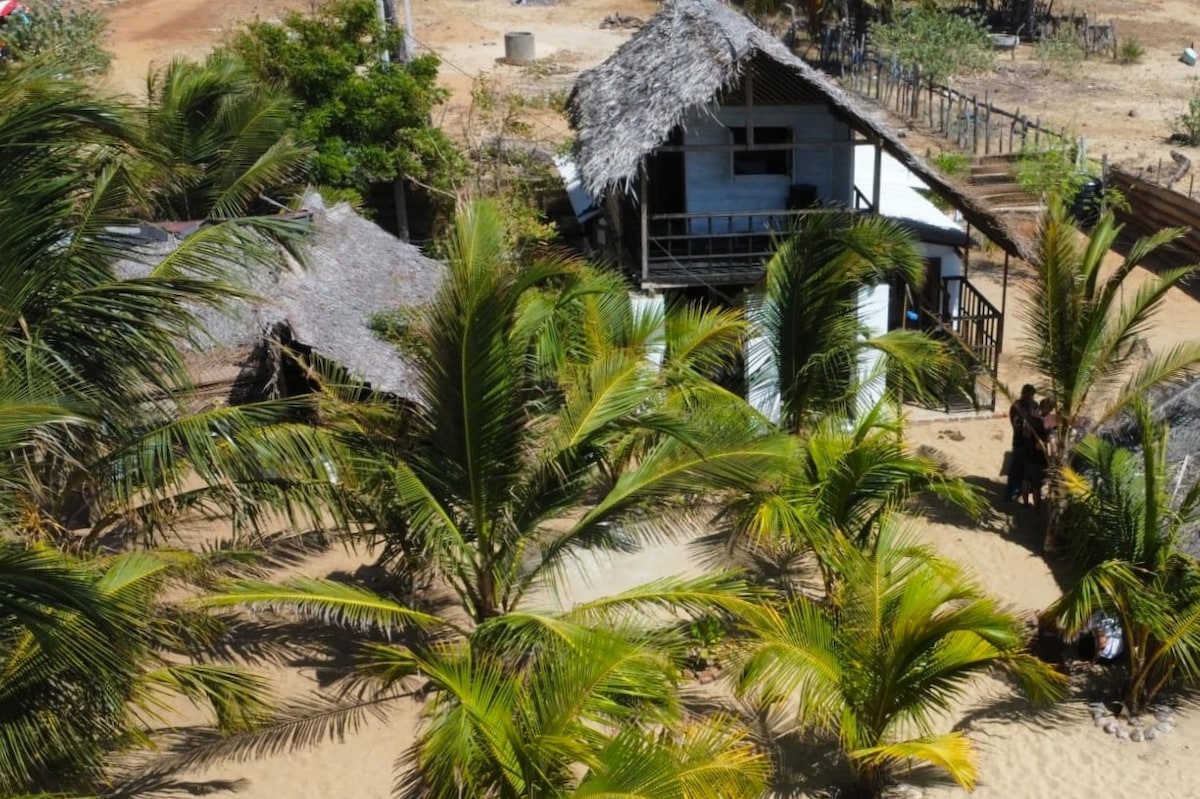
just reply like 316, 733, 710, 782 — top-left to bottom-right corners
0, 2, 20, 17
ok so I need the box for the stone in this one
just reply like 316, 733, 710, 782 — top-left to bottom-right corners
1105, 721, 1120, 734
1094, 715, 1110, 727
1155, 721, 1175, 734
1115, 726, 1129, 740
1145, 727, 1159, 741
1130, 729, 1144, 742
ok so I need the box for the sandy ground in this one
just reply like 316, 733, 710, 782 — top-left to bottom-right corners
86, 0, 1200, 796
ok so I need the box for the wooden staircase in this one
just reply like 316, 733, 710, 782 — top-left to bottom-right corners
967, 154, 1044, 213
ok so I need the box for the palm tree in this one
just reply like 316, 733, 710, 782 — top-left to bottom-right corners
1048, 402, 1200, 713
318, 198, 784, 621
711, 399, 983, 594
138, 52, 312, 221
754, 212, 964, 432
0, 62, 344, 544
0, 543, 272, 795
735, 527, 1064, 798
1021, 199, 1200, 549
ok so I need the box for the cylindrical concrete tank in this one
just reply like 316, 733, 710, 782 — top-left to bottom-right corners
504, 31, 535, 64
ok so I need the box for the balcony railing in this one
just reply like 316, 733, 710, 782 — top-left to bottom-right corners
907, 275, 1002, 411
642, 208, 857, 286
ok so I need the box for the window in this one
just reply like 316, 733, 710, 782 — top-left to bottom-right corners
731, 126, 792, 176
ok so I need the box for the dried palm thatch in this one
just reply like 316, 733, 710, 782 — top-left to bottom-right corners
567, 0, 1034, 261
118, 193, 444, 402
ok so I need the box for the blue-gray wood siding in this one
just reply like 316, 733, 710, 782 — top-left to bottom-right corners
679, 105, 853, 233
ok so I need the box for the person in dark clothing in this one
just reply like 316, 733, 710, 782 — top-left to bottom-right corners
1022, 405, 1049, 509
1005, 384, 1038, 501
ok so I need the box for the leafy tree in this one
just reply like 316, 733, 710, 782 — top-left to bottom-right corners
1, 3, 111, 75
1049, 403, 1200, 713
0, 63, 344, 544
1020, 199, 1200, 549
0, 544, 272, 795
755, 212, 964, 431
226, 0, 463, 199
138, 52, 313, 220
736, 528, 1064, 798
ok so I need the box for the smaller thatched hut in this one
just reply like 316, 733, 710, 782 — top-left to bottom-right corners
119, 193, 444, 406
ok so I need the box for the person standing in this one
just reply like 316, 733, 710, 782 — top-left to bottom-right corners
1005, 384, 1037, 502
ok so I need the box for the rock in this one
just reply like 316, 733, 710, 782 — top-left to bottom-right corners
1155, 721, 1175, 734
1094, 715, 1110, 727
1104, 721, 1120, 734
1115, 726, 1129, 740
599, 13, 643, 29
1128, 109, 1138, 117
1153, 706, 1176, 723
1130, 728, 1144, 742
1145, 727, 1159, 741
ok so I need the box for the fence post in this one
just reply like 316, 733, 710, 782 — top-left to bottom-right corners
1034, 116, 1041, 148
984, 92, 991, 154
971, 95, 978, 153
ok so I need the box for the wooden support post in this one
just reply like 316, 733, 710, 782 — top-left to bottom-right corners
971, 95, 978, 153
964, 223, 971, 279
998, 251, 1011, 355
984, 93, 991, 154
639, 163, 649, 285
872, 140, 883, 213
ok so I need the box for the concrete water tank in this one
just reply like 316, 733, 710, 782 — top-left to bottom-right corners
504, 31, 535, 64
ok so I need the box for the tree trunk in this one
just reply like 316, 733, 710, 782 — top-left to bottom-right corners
393, 178, 410, 242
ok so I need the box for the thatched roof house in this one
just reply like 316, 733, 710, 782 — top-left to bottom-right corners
566, 0, 1034, 262
120, 194, 444, 405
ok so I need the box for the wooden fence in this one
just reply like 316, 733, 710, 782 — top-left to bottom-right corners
1108, 168, 1200, 268
841, 54, 1081, 157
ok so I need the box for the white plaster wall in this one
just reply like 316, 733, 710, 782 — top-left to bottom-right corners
856, 282, 891, 414
680, 106, 854, 234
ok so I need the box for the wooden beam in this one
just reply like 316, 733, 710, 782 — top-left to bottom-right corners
656, 140, 855, 153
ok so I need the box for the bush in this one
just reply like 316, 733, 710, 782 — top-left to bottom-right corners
1172, 91, 1200, 146
1016, 143, 1083, 199
932, 150, 970, 177
871, 6, 993, 84
1118, 36, 1145, 64
2, 4, 111, 75
1035, 29, 1084, 76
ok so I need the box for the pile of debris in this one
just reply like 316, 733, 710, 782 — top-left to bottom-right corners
600, 13, 643, 30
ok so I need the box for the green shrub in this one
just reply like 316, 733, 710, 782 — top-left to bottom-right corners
1118, 36, 1145, 64
1035, 29, 1084, 76
932, 150, 970, 177
3, 5, 111, 75
1016, 143, 1083, 198
871, 6, 993, 84
1172, 91, 1200, 146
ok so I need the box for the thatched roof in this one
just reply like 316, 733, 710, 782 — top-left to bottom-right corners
118, 194, 444, 400
567, 0, 1034, 261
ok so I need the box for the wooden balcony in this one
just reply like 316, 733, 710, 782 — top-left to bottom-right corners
641, 208, 859, 287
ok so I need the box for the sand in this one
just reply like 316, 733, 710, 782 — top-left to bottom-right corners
87, 1, 1200, 796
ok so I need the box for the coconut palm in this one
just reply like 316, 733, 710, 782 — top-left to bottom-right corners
710, 398, 983, 593
736, 527, 1064, 798
1048, 402, 1200, 713
755, 212, 965, 432
1021, 199, 1200, 548
138, 52, 312, 221
188, 573, 769, 799
0, 62, 345, 544
316, 198, 784, 621
0, 543, 272, 795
